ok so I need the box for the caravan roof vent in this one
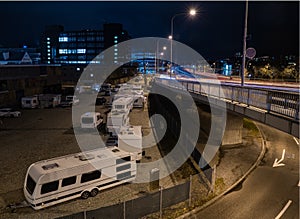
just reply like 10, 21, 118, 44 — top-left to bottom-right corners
42, 163, 59, 170
78, 153, 95, 161
112, 148, 120, 153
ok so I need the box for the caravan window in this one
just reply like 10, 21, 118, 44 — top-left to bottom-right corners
116, 164, 131, 172
82, 117, 93, 124
41, 180, 59, 194
80, 170, 101, 183
114, 105, 124, 109
117, 171, 131, 180
116, 156, 131, 164
62, 176, 77, 187
26, 175, 36, 195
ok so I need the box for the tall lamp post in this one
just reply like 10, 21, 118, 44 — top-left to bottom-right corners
155, 41, 166, 74
169, 9, 197, 78
241, 0, 249, 86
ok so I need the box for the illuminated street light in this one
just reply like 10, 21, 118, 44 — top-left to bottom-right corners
170, 9, 197, 78
155, 40, 167, 73
241, 0, 248, 86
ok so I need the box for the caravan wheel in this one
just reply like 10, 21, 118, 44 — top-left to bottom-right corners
90, 188, 98, 197
81, 191, 90, 199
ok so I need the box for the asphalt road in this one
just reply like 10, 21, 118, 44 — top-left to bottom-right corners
194, 122, 299, 219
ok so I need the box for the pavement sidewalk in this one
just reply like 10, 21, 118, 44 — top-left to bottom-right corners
175, 122, 265, 218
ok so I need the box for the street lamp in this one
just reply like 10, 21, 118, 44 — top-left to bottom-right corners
170, 9, 197, 78
241, 0, 249, 86
155, 40, 167, 74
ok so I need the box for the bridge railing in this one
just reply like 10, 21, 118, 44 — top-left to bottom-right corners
155, 78, 299, 120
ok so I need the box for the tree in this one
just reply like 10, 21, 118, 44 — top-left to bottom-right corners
280, 65, 299, 81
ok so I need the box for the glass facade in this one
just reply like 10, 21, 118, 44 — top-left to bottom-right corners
41, 23, 130, 65
56, 30, 104, 65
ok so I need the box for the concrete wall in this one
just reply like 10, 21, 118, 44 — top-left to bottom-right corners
222, 113, 243, 145
197, 106, 243, 146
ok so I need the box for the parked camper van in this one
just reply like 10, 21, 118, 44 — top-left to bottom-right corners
106, 111, 129, 135
111, 97, 133, 113
21, 96, 39, 108
24, 146, 137, 210
80, 112, 103, 129
39, 94, 61, 108
118, 126, 143, 161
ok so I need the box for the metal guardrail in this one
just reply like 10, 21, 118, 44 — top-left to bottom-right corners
156, 78, 299, 120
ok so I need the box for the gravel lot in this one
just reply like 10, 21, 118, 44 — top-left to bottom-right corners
0, 94, 177, 219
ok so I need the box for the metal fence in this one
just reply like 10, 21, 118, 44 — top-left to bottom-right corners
56, 181, 190, 219
157, 78, 299, 120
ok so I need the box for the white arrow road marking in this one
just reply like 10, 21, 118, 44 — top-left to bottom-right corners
273, 149, 286, 168
293, 137, 299, 145
275, 200, 292, 219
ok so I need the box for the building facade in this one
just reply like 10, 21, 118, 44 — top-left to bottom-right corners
40, 23, 130, 65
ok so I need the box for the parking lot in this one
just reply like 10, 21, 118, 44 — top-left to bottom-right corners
0, 94, 177, 219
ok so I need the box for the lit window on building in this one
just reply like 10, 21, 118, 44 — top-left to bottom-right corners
77, 49, 86, 54
59, 37, 68, 42
114, 48, 118, 52
48, 53, 51, 56
114, 40, 118, 44
59, 49, 67, 54
48, 57, 50, 60
114, 36, 118, 39
48, 61, 50, 64
76, 67, 81, 71
114, 61, 118, 64
47, 45, 50, 48
47, 49, 50, 52
47, 37, 50, 40
114, 44, 118, 47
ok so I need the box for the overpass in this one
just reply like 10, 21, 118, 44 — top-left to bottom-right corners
154, 77, 299, 138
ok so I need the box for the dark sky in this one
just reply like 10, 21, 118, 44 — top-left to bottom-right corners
0, 1, 298, 60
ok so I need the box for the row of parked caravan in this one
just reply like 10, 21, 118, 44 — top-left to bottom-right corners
107, 83, 145, 161
80, 83, 146, 161
21, 94, 79, 109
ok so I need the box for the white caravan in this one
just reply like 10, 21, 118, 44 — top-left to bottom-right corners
24, 146, 137, 210
80, 112, 103, 129
38, 94, 61, 108
118, 126, 143, 161
111, 97, 133, 114
114, 84, 145, 108
106, 111, 130, 136
21, 96, 39, 108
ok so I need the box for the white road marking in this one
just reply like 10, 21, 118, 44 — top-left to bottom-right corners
275, 200, 292, 219
293, 137, 299, 145
273, 149, 286, 168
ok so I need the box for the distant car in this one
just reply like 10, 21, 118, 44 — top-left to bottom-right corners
106, 136, 118, 147
0, 108, 21, 118
60, 95, 79, 107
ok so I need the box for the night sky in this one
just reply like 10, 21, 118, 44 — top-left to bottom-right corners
0, 1, 298, 60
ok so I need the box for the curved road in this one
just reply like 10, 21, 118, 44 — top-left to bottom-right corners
193, 122, 299, 219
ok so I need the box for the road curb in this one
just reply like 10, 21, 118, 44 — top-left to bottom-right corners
176, 122, 266, 219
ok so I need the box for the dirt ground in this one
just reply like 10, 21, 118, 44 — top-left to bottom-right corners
0, 94, 178, 219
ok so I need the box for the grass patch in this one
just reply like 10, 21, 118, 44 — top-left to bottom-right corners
243, 118, 259, 135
